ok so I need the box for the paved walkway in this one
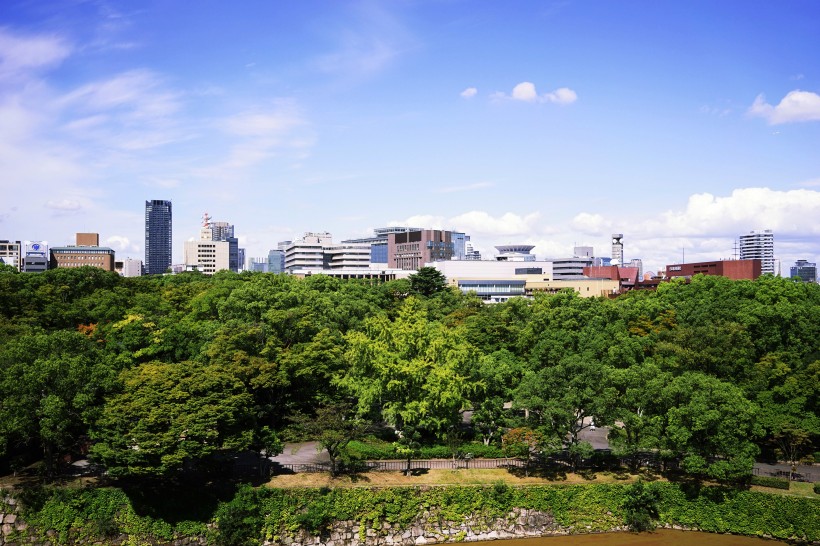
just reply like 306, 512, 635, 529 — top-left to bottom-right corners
270, 438, 818, 481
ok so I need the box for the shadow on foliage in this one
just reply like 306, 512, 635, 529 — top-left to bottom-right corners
504, 464, 567, 480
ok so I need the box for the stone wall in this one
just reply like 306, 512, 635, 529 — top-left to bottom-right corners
1, 493, 28, 546
267, 508, 626, 546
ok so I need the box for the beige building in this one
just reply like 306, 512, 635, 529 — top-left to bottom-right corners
0, 240, 21, 270
184, 224, 230, 275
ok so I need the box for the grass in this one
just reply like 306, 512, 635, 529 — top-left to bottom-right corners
749, 480, 819, 498
266, 468, 648, 488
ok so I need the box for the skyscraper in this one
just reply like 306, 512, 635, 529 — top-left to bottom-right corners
739, 229, 775, 276
145, 200, 172, 275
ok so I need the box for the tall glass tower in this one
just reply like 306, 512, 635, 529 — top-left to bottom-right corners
145, 200, 172, 275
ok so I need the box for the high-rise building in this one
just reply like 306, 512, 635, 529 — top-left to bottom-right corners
611, 234, 624, 265
145, 200, 172, 275
790, 259, 816, 283
739, 229, 775, 275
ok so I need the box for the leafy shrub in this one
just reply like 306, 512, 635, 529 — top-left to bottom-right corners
814, 483, 819, 495
622, 481, 660, 531
347, 440, 505, 460
750, 475, 790, 490
212, 485, 264, 546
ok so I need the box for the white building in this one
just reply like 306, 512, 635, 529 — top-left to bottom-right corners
285, 232, 371, 272
121, 258, 143, 277
285, 232, 332, 271
739, 229, 775, 275
183, 221, 231, 275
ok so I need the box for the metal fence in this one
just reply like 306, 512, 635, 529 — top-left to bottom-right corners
274, 458, 525, 475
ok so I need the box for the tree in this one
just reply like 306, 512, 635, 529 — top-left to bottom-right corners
337, 298, 480, 438
0, 331, 113, 477
393, 425, 422, 476
514, 353, 615, 471
659, 372, 762, 481
408, 267, 448, 297
292, 403, 368, 477
770, 423, 816, 479
502, 427, 551, 477
90, 360, 255, 477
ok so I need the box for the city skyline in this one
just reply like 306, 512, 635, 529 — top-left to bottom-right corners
2, 1, 820, 274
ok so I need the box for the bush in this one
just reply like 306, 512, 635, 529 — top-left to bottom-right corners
750, 475, 790, 490
814, 483, 819, 495
212, 485, 263, 546
346, 440, 505, 460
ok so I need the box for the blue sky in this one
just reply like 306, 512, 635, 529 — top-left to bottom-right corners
2, 1, 819, 274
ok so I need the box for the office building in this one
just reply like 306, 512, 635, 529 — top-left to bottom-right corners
283, 233, 371, 272
121, 258, 143, 277
50, 233, 115, 271
267, 241, 289, 273
663, 259, 761, 281
388, 229, 454, 270
207, 219, 239, 272
790, 260, 817, 283
145, 200, 172, 275
0, 240, 21, 270
285, 232, 332, 271
183, 214, 231, 275
343, 227, 423, 264
22, 241, 49, 272
739, 229, 775, 275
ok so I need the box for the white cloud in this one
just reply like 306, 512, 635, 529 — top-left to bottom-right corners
45, 199, 83, 212
0, 28, 72, 79
496, 82, 578, 105
460, 87, 477, 99
395, 211, 541, 238
105, 235, 138, 253
571, 212, 610, 235
312, 3, 413, 79
512, 82, 538, 102
748, 90, 820, 124
544, 87, 577, 104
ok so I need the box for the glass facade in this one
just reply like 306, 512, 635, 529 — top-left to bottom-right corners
145, 200, 172, 275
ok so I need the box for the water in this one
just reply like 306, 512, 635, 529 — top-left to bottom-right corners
468, 530, 781, 546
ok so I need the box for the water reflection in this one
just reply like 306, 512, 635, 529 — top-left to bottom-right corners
467, 530, 781, 546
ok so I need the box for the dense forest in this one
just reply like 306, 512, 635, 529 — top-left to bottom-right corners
0, 265, 817, 482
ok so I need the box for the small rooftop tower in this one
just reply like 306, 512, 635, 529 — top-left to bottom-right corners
611, 234, 624, 266
495, 244, 536, 262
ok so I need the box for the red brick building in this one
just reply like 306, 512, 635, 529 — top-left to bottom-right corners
663, 259, 762, 281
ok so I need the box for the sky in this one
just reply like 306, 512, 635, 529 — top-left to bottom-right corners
1, 0, 820, 275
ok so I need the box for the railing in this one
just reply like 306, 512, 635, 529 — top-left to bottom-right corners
273, 458, 525, 475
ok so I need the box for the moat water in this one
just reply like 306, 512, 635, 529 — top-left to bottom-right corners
469, 530, 781, 546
